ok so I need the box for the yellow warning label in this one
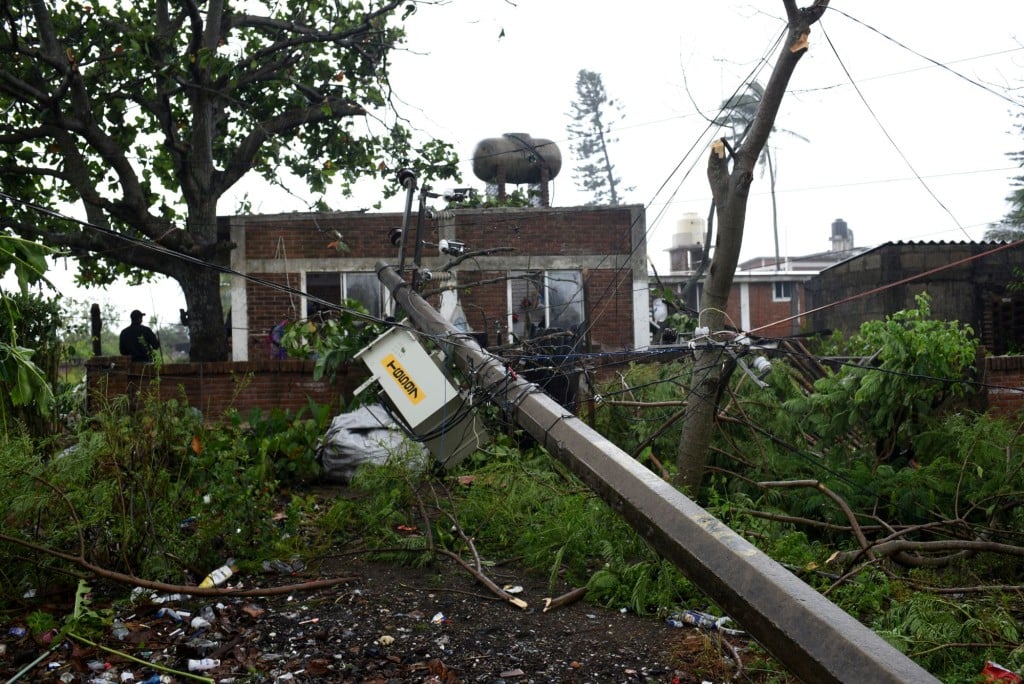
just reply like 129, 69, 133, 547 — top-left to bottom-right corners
381, 353, 425, 405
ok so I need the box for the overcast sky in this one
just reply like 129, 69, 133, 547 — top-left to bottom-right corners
382, 0, 1024, 268
34, 1, 1024, 327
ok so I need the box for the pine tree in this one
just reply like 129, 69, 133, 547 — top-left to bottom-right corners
985, 113, 1024, 241
566, 70, 632, 205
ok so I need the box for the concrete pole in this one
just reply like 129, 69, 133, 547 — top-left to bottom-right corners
375, 261, 939, 684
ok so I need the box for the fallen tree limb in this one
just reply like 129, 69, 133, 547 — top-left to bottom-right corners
437, 548, 528, 610
542, 587, 588, 612
414, 478, 527, 610
0, 532, 356, 597
757, 479, 876, 562
829, 538, 1024, 567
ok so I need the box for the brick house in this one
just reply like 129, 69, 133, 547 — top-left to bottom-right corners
801, 240, 1024, 415
656, 216, 864, 339
224, 204, 650, 361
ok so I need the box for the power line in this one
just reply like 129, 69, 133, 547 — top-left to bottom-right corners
825, 6, 1024, 110
819, 19, 973, 241
748, 239, 1024, 336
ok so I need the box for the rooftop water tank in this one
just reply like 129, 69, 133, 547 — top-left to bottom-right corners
672, 212, 705, 247
472, 133, 562, 185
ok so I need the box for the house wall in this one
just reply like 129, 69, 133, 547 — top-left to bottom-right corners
984, 355, 1024, 417
804, 242, 1020, 347
724, 281, 806, 337
227, 205, 648, 359
85, 356, 368, 419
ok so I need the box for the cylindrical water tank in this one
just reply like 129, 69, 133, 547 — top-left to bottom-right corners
831, 218, 849, 239
472, 133, 562, 185
672, 213, 705, 247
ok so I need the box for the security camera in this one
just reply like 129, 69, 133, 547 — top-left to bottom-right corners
442, 188, 474, 202
439, 239, 465, 256
388, 228, 403, 246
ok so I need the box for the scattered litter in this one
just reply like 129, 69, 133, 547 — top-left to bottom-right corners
190, 616, 211, 630
666, 609, 745, 636
187, 657, 220, 672
111, 620, 130, 641
155, 607, 188, 622
242, 603, 266, 618
500, 668, 526, 678
262, 558, 306, 575
316, 404, 428, 483
431, 612, 447, 625
198, 559, 237, 588
377, 635, 395, 646
502, 584, 523, 594
981, 661, 1023, 683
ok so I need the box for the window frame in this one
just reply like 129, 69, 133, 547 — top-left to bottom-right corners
772, 281, 795, 303
506, 269, 585, 343
305, 271, 391, 320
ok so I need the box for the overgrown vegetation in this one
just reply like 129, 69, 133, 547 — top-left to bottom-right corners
3, 294, 1024, 682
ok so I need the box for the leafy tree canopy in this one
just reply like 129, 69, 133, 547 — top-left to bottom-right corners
0, 0, 459, 361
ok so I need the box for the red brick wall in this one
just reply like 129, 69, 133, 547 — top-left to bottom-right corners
246, 274, 299, 359
86, 356, 368, 420
723, 282, 805, 336
243, 213, 396, 261
236, 206, 642, 354
448, 207, 636, 256
984, 355, 1024, 417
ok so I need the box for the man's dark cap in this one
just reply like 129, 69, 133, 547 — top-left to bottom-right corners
130, 310, 144, 320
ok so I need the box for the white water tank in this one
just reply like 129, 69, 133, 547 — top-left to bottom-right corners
672, 213, 705, 248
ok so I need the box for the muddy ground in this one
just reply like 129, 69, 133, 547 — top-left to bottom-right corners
2, 552, 781, 683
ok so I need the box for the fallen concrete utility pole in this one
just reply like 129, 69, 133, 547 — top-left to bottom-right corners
376, 262, 939, 684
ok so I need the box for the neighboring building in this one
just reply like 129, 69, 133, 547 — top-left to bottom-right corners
656, 216, 865, 339
224, 204, 649, 361
802, 240, 1024, 416
804, 240, 1024, 354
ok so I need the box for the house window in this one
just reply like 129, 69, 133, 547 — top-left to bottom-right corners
305, 272, 386, 321
508, 270, 585, 341
773, 281, 795, 302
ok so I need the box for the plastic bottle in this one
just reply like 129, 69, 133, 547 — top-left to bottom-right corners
111, 620, 130, 641
667, 609, 719, 630
198, 559, 236, 588
187, 658, 220, 672
155, 607, 189, 622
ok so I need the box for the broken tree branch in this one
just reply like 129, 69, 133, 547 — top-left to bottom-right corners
542, 586, 588, 612
0, 531, 356, 597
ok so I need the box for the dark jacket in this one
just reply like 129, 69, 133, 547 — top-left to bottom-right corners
119, 323, 161, 362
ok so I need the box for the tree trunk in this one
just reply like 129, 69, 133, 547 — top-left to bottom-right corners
674, 0, 829, 494
179, 264, 227, 362
177, 198, 228, 362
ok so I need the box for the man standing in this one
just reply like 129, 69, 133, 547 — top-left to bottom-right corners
119, 310, 161, 362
